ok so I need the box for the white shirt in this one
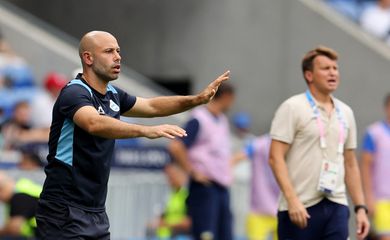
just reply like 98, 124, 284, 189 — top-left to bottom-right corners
270, 93, 357, 211
361, 5, 390, 41
30, 90, 55, 129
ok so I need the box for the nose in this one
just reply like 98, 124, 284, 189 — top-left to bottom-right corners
114, 51, 121, 62
329, 68, 338, 76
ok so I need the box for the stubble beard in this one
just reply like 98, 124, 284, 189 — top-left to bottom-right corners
92, 64, 119, 82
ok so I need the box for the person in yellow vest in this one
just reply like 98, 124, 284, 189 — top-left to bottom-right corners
0, 172, 42, 239
147, 163, 191, 239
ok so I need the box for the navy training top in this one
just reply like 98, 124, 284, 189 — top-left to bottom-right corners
40, 74, 136, 210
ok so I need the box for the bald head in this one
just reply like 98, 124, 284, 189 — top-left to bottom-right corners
79, 31, 117, 59
78, 31, 122, 82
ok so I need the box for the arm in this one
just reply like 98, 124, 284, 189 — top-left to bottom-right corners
269, 139, 310, 229
0, 216, 25, 236
344, 149, 370, 239
160, 216, 191, 234
73, 106, 186, 139
123, 71, 229, 118
230, 151, 248, 167
360, 151, 375, 216
168, 140, 210, 184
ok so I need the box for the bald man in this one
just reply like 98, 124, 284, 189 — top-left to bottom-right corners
36, 31, 229, 240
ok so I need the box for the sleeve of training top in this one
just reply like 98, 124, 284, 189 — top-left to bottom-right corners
9, 194, 37, 219
181, 118, 200, 148
344, 107, 357, 150
362, 130, 376, 153
270, 101, 297, 144
114, 87, 137, 114
57, 84, 94, 119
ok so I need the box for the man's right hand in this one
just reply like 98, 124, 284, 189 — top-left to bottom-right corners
143, 125, 187, 139
191, 170, 211, 185
287, 197, 311, 229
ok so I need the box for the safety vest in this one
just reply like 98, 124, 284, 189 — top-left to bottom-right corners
6, 178, 42, 238
157, 187, 188, 238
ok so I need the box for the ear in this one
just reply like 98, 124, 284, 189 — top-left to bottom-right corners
304, 70, 313, 84
82, 52, 93, 66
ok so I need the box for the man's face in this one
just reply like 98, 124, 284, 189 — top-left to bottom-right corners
90, 35, 121, 82
219, 93, 235, 113
306, 55, 339, 94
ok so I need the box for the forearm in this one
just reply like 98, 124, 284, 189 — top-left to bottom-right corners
231, 152, 247, 167
269, 156, 298, 202
345, 155, 366, 205
83, 115, 147, 139
168, 217, 191, 233
168, 140, 192, 173
146, 95, 202, 117
0, 218, 23, 236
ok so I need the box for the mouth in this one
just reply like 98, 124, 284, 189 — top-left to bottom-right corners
112, 64, 121, 73
327, 79, 337, 85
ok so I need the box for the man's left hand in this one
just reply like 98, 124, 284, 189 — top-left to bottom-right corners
197, 70, 230, 104
356, 209, 370, 240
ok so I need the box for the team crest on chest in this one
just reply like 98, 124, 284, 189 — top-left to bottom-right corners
110, 100, 120, 112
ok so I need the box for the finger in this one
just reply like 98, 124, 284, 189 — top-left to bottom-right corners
289, 213, 299, 227
171, 128, 187, 138
161, 132, 175, 139
356, 220, 362, 235
359, 222, 369, 238
301, 213, 308, 228
219, 70, 230, 78
169, 126, 187, 137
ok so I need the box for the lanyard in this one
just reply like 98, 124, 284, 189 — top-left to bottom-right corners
305, 90, 345, 154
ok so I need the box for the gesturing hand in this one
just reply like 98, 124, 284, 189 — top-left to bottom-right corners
144, 124, 187, 139
197, 70, 230, 104
287, 197, 311, 229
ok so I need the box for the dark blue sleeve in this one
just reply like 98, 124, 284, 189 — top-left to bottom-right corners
362, 131, 376, 153
115, 87, 137, 114
58, 85, 93, 119
181, 118, 200, 148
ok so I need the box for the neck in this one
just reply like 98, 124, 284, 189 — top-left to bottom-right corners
308, 86, 332, 105
82, 70, 108, 94
379, 2, 390, 9
206, 101, 222, 116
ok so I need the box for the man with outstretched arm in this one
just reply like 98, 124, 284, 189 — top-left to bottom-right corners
36, 30, 229, 240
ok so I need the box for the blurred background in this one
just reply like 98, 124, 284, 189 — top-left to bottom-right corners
0, 0, 389, 239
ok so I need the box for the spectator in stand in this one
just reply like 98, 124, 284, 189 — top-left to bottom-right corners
30, 72, 67, 129
0, 172, 42, 239
360, 0, 390, 43
1, 101, 48, 150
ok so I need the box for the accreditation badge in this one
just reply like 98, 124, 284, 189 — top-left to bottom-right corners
317, 160, 339, 195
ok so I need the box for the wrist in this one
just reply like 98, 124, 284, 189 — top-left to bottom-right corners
354, 205, 368, 215
193, 94, 204, 105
